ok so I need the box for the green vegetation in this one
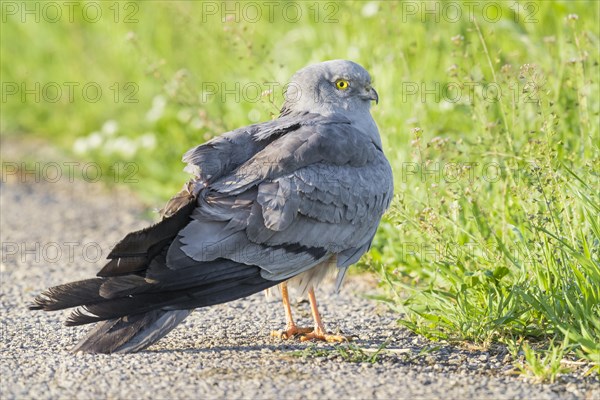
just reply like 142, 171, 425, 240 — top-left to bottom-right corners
2, 1, 598, 380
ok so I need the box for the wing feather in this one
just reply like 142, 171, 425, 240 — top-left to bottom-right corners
173, 120, 393, 282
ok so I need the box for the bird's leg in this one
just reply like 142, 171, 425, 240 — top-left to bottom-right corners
300, 286, 350, 343
270, 282, 313, 339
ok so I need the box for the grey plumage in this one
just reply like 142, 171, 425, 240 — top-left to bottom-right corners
71, 309, 192, 354
30, 60, 394, 353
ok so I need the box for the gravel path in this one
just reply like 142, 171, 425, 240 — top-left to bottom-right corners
1, 143, 598, 399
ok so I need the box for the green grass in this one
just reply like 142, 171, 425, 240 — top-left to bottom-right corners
516, 340, 572, 383
2, 1, 599, 381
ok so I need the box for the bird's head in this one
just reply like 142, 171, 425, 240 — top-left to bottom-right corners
282, 60, 378, 116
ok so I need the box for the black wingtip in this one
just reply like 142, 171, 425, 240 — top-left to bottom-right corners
27, 279, 105, 312
28, 300, 43, 310
65, 308, 104, 326
28, 293, 52, 311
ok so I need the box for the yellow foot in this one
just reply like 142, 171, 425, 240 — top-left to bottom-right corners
271, 326, 314, 340
300, 329, 351, 343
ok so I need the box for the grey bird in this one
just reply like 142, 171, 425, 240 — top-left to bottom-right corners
30, 60, 394, 353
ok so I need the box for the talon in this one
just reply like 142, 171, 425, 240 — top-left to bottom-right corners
271, 283, 350, 344
300, 328, 351, 343
271, 326, 313, 340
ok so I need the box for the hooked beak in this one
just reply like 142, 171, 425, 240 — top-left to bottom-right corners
364, 86, 379, 105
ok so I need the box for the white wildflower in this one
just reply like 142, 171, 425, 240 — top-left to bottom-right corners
73, 138, 88, 154
361, 2, 378, 18
101, 120, 119, 136
146, 95, 167, 122
138, 133, 157, 149
87, 132, 103, 149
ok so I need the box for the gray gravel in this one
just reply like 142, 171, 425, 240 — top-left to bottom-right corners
1, 143, 598, 399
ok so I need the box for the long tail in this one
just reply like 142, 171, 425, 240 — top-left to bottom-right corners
29, 181, 282, 353
71, 309, 192, 354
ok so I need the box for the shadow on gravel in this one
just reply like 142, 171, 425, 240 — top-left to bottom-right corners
147, 343, 292, 354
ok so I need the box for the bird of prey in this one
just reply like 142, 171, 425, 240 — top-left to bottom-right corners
30, 60, 394, 353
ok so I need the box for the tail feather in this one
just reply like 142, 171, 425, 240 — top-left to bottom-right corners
97, 189, 196, 278
29, 279, 105, 311
29, 180, 283, 353
72, 309, 192, 354
64, 269, 278, 326
105, 196, 195, 259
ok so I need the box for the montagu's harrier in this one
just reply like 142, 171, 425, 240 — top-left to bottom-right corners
30, 60, 394, 353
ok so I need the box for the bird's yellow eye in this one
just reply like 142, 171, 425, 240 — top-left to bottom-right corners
335, 79, 350, 90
